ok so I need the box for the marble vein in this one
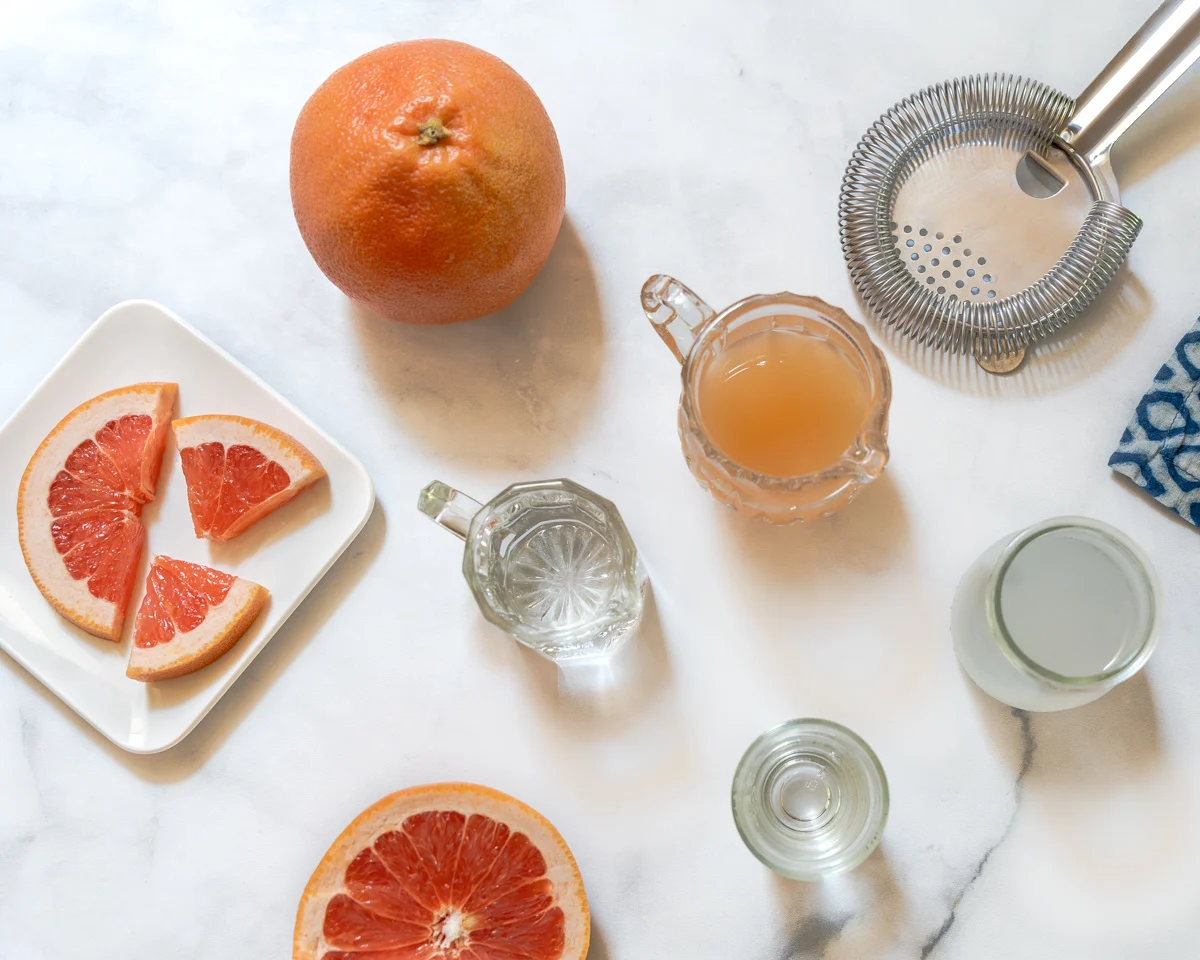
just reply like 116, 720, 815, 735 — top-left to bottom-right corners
920, 710, 1037, 960
779, 911, 854, 959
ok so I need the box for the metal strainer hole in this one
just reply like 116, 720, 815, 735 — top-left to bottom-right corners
942, 247, 951, 255
904, 225, 913, 233
919, 228, 928, 236
987, 290, 997, 298
953, 235, 962, 244
953, 260, 962, 267
956, 280, 965, 288
918, 265, 926, 273
907, 239, 915, 247
942, 270, 951, 278
971, 286, 980, 295
1016, 151, 1067, 199
963, 248, 972, 257
923, 244, 932, 252
967, 268, 976, 277
935, 232, 944, 240
978, 257, 987, 265
911, 253, 919, 260
931, 258, 940, 266
937, 286, 946, 294
926, 277, 935, 284
983, 274, 992, 282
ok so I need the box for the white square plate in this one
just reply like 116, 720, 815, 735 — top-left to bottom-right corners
0, 301, 374, 753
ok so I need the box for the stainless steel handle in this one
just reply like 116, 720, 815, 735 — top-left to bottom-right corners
1063, 0, 1200, 165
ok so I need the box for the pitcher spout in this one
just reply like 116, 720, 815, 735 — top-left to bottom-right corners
847, 434, 890, 481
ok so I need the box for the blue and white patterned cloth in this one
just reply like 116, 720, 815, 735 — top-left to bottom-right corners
1109, 319, 1200, 526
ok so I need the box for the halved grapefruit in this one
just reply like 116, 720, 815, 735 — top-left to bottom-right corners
173, 415, 326, 542
17, 383, 177, 641
126, 555, 268, 681
294, 783, 590, 960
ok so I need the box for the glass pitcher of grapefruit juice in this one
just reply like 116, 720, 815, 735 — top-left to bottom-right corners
641, 275, 891, 523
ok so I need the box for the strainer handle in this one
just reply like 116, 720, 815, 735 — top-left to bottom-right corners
1064, 0, 1200, 164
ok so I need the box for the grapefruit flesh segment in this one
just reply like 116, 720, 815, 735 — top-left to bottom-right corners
17, 383, 177, 641
173, 415, 326, 542
295, 784, 589, 960
126, 556, 268, 682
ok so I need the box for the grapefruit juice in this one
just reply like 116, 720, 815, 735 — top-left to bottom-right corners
696, 327, 869, 477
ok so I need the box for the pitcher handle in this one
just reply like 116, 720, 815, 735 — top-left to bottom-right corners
641, 274, 716, 364
418, 480, 483, 541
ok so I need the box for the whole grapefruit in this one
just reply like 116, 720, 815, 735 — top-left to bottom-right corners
290, 40, 566, 324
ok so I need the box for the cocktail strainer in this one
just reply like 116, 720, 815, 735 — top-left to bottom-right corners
840, 0, 1200, 372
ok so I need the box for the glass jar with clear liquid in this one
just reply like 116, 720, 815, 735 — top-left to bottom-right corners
418, 478, 647, 662
952, 516, 1161, 711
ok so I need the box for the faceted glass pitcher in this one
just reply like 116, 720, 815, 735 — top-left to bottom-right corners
418, 478, 647, 662
642, 274, 891, 523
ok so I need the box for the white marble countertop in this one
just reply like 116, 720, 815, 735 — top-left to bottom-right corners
4, 1, 1200, 957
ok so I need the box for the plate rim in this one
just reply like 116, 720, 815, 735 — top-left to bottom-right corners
0, 298, 376, 754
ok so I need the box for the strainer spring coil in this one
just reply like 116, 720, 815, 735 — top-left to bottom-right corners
839, 74, 1143, 359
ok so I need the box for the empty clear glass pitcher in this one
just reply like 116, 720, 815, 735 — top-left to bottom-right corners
418, 478, 647, 662
641, 275, 891, 523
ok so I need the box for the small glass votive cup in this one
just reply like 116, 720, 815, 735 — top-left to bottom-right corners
731, 719, 889, 880
951, 516, 1160, 711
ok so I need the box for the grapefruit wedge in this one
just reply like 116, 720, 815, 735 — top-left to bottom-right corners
17, 382, 177, 640
173, 415, 326, 542
126, 556, 268, 682
295, 783, 590, 960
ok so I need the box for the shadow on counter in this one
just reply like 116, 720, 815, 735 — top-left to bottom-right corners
968, 667, 1163, 788
771, 846, 907, 958
867, 269, 1151, 398
506, 585, 672, 734
349, 216, 604, 472
719, 471, 911, 583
